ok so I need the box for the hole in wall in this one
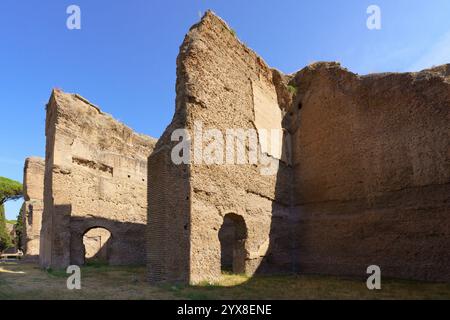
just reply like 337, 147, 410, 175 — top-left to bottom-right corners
83, 227, 112, 265
218, 213, 247, 274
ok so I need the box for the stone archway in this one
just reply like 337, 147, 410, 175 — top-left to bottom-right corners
82, 227, 112, 265
218, 213, 247, 274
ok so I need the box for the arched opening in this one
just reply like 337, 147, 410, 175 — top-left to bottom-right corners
82, 227, 112, 265
218, 213, 247, 274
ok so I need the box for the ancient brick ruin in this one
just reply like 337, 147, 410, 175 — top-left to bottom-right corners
147, 12, 292, 284
148, 12, 450, 284
15, 11, 448, 285
39, 90, 156, 268
289, 62, 450, 282
21, 157, 45, 258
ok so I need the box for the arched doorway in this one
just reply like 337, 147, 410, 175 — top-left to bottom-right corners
218, 213, 247, 274
82, 227, 112, 265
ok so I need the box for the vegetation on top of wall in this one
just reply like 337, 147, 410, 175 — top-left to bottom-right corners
287, 84, 298, 95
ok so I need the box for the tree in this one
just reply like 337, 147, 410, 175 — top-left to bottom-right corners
0, 203, 13, 251
0, 177, 23, 251
15, 205, 25, 250
0, 176, 23, 205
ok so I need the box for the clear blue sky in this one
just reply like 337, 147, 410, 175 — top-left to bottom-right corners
1, 0, 449, 220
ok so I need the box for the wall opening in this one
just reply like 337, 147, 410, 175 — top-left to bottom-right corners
218, 213, 247, 274
82, 227, 112, 265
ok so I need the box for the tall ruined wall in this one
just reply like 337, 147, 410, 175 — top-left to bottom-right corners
148, 12, 293, 284
22, 157, 45, 257
288, 63, 450, 282
149, 12, 449, 284
40, 90, 156, 269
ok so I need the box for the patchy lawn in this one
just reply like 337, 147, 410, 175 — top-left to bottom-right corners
1, 262, 449, 300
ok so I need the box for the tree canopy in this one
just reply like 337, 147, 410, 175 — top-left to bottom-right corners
0, 176, 22, 251
0, 176, 23, 205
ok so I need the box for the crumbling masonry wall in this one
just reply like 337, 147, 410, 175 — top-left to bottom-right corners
21, 157, 45, 258
148, 11, 449, 284
288, 63, 450, 282
148, 12, 293, 284
40, 90, 156, 268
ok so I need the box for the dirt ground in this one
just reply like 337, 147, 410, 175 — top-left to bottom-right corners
1, 261, 449, 300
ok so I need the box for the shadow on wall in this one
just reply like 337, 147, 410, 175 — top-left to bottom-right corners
82, 227, 112, 265
70, 215, 146, 267
214, 132, 295, 278
253, 130, 295, 276
44, 206, 147, 267
218, 213, 247, 274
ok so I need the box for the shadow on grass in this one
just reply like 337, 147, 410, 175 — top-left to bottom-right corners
46, 268, 68, 278
162, 272, 450, 300
2, 262, 450, 300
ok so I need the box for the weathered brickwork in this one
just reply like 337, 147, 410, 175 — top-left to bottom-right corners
40, 90, 156, 269
148, 12, 294, 284
289, 63, 450, 282
147, 11, 450, 284
18, 11, 447, 283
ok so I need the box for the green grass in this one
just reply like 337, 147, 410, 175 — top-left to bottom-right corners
1, 262, 449, 300
84, 260, 110, 269
46, 268, 69, 278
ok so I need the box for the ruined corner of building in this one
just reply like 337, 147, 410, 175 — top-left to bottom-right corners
38, 88, 157, 269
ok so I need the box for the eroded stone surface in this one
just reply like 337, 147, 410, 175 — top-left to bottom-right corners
148, 11, 450, 284
40, 90, 156, 268
148, 11, 293, 284
288, 62, 450, 282
22, 157, 45, 258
